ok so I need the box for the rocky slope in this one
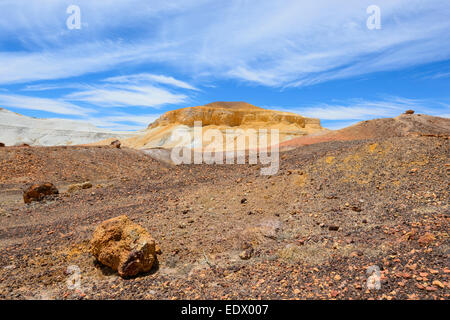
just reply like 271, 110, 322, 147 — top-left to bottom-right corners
280, 113, 450, 149
0, 113, 448, 300
0, 108, 135, 146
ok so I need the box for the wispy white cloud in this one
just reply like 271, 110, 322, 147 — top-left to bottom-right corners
279, 97, 448, 120
21, 83, 89, 91
104, 73, 198, 91
0, 94, 92, 116
0, 41, 181, 85
65, 84, 187, 108
424, 72, 450, 80
84, 113, 161, 131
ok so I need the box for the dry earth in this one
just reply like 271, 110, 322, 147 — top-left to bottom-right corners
0, 114, 449, 300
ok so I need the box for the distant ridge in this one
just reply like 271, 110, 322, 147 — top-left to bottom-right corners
204, 101, 263, 110
280, 113, 450, 149
0, 108, 136, 146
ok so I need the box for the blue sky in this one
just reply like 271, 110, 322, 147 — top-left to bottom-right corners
0, 0, 449, 130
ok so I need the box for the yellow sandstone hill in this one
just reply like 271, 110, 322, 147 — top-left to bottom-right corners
111, 102, 326, 150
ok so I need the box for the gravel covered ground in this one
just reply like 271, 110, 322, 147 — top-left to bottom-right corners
0, 117, 449, 300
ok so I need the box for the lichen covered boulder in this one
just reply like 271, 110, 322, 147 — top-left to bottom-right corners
90, 215, 156, 277
23, 182, 59, 204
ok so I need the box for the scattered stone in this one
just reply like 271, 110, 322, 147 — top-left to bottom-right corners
111, 140, 121, 149
432, 280, 444, 289
239, 247, 254, 260
330, 290, 339, 298
0, 142, 5, 147
23, 183, 59, 204
404, 110, 415, 115
18, 143, 30, 147
67, 181, 93, 193
328, 225, 339, 231
418, 232, 436, 246
90, 215, 156, 277
240, 198, 247, 204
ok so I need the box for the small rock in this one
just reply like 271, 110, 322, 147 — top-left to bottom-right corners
67, 181, 93, 193
432, 280, 444, 289
404, 110, 415, 115
239, 247, 254, 260
23, 183, 59, 204
111, 140, 121, 148
328, 225, 339, 231
418, 232, 436, 246
240, 198, 247, 204
0, 142, 5, 147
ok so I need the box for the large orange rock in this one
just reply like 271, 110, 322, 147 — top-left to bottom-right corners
90, 215, 156, 277
23, 183, 59, 204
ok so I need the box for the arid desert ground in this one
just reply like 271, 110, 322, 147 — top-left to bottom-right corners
0, 110, 448, 300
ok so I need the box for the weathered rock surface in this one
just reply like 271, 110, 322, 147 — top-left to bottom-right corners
90, 215, 156, 277
67, 181, 93, 193
115, 102, 326, 150
23, 183, 59, 204
0, 142, 4, 147
148, 102, 321, 129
